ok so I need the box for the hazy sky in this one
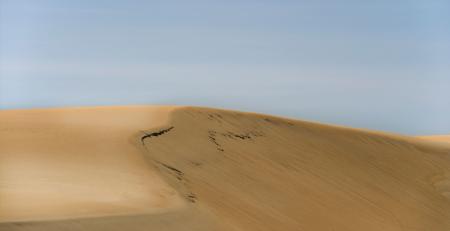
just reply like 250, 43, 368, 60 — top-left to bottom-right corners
1, 1, 449, 135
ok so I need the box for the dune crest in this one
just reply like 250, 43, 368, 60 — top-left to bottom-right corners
1, 106, 450, 230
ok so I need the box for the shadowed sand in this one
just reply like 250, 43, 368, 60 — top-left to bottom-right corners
0, 106, 449, 231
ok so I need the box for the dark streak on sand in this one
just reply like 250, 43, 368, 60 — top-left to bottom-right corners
141, 126, 174, 143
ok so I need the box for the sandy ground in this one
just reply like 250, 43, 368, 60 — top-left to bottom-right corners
0, 106, 449, 231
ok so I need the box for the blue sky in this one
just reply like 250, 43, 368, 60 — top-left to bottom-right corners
1, 0, 449, 135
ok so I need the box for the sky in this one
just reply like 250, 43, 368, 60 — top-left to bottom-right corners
0, 0, 449, 135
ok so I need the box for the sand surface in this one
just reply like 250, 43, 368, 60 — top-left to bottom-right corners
0, 106, 186, 222
0, 106, 449, 231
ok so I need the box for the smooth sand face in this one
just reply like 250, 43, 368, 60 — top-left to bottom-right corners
0, 106, 185, 222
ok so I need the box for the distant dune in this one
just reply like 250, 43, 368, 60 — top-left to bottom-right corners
0, 106, 449, 231
418, 135, 450, 144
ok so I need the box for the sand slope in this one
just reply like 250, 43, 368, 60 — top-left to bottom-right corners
1, 106, 449, 231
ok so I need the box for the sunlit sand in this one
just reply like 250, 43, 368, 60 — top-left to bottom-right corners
0, 106, 185, 222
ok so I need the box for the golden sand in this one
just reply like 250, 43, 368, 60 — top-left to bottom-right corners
0, 106, 449, 230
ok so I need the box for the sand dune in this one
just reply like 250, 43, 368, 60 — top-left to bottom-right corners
418, 135, 450, 144
0, 106, 449, 230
